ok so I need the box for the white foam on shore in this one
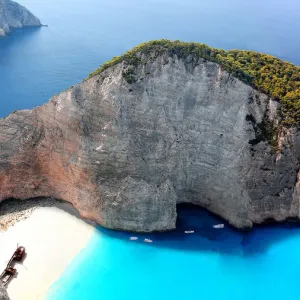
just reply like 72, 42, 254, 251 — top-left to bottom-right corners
0, 202, 95, 300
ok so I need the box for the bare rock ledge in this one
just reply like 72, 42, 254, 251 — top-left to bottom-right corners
1, 52, 300, 232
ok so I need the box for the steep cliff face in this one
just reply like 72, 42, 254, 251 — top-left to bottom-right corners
1, 50, 300, 232
0, 0, 41, 36
0, 282, 9, 300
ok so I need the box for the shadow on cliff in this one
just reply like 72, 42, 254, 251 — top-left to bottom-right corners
0, 197, 94, 227
96, 203, 300, 257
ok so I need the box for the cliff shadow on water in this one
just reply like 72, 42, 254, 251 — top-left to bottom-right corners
95, 203, 300, 257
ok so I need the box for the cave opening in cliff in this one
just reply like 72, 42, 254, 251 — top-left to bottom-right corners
174, 203, 244, 249
176, 203, 225, 232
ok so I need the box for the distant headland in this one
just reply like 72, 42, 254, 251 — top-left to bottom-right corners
0, 0, 41, 37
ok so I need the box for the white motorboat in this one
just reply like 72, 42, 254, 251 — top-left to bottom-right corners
129, 237, 138, 241
184, 230, 195, 234
144, 239, 153, 243
213, 224, 224, 229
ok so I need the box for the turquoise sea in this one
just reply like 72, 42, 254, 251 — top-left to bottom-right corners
1, 0, 300, 299
46, 205, 300, 300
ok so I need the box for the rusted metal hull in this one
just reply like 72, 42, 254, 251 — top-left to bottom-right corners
0, 247, 26, 287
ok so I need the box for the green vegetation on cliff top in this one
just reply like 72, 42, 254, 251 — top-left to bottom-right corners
88, 39, 300, 126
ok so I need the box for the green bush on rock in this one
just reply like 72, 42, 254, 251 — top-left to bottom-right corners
122, 68, 136, 84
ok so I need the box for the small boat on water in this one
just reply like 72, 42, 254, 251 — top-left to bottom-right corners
213, 224, 224, 229
129, 237, 138, 241
144, 239, 153, 243
184, 230, 195, 234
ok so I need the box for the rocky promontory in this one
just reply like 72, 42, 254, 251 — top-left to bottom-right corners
0, 0, 41, 36
1, 40, 300, 232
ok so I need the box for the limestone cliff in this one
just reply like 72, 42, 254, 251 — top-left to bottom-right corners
0, 0, 41, 36
1, 41, 300, 232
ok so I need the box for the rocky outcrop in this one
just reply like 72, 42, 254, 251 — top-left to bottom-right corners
1, 48, 300, 232
0, 282, 9, 300
0, 0, 41, 36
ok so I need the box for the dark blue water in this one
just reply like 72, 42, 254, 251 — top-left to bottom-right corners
1, 1, 300, 299
46, 205, 300, 300
1, 0, 300, 117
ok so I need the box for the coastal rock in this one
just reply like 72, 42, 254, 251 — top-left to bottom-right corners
0, 282, 9, 300
0, 0, 41, 36
1, 48, 300, 232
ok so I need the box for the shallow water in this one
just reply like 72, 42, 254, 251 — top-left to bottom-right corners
47, 205, 300, 300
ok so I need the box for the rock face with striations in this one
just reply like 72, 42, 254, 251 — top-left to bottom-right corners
0, 0, 41, 36
1, 42, 300, 232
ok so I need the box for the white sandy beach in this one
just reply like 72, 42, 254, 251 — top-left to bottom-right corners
0, 200, 95, 300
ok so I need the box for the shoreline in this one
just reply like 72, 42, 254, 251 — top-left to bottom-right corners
0, 198, 95, 300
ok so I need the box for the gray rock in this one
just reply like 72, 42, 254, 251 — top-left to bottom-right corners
0, 282, 9, 300
1, 52, 300, 232
0, 0, 41, 36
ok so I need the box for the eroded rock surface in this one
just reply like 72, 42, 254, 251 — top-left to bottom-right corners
1, 53, 300, 231
0, 0, 41, 36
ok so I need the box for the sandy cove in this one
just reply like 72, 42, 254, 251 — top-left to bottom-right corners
0, 198, 95, 300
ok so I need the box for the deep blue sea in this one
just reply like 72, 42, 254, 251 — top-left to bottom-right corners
1, 0, 300, 117
1, 0, 300, 299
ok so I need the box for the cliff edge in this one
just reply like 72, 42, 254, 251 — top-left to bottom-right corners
1, 40, 300, 232
0, 0, 41, 36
